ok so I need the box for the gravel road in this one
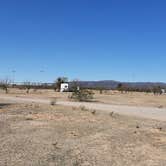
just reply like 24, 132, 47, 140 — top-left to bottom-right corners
0, 95, 166, 121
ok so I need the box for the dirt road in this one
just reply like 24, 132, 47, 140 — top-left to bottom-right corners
0, 95, 166, 121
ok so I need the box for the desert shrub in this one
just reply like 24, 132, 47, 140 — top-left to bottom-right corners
50, 98, 57, 105
79, 106, 88, 111
0, 78, 11, 94
97, 87, 104, 94
116, 83, 125, 93
158, 105, 163, 109
23, 81, 32, 94
71, 89, 94, 102
153, 86, 162, 95
0, 84, 8, 93
69, 79, 81, 92
109, 111, 114, 117
91, 110, 96, 115
25, 117, 33, 121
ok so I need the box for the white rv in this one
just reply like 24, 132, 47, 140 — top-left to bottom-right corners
60, 83, 69, 92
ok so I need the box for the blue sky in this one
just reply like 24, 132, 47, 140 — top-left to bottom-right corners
0, 0, 166, 82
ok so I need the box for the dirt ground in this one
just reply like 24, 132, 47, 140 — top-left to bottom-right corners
94, 91, 166, 108
0, 100, 166, 166
2, 88, 166, 108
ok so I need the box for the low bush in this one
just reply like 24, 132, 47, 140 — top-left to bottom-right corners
70, 89, 94, 102
50, 98, 57, 106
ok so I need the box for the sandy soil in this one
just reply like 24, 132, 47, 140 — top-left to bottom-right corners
94, 91, 166, 108
3, 88, 166, 108
0, 101, 166, 166
0, 94, 166, 121
1, 89, 166, 165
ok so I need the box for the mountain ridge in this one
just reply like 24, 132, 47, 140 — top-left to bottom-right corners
71, 80, 166, 89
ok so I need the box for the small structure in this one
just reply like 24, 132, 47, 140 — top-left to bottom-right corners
161, 89, 166, 94
60, 83, 69, 92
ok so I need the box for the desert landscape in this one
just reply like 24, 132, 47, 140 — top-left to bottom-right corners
0, 88, 166, 165
1, 1, 166, 165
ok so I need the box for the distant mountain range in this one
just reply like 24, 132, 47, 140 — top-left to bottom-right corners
70, 80, 166, 89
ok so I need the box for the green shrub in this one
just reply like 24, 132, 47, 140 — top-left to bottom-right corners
71, 89, 94, 102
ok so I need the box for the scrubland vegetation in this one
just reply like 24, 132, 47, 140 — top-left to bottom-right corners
0, 77, 166, 165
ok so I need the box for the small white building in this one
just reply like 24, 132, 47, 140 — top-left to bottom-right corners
60, 83, 69, 92
161, 89, 166, 94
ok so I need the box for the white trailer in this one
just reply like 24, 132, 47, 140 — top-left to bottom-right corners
60, 83, 69, 92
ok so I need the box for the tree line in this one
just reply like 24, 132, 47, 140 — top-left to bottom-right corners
0, 77, 165, 95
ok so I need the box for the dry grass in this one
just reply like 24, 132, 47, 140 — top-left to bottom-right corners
94, 91, 166, 108
0, 101, 166, 165
4, 88, 166, 108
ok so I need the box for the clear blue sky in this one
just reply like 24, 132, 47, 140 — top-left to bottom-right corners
0, 0, 166, 83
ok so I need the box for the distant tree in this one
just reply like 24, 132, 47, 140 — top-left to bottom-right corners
54, 77, 68, 92
32, 82, 39, 93
153, 86, 162, 95
99, 88, 103, 94
0, 78, 11, 94
117, 83, 124, 93
94, 87, 105, 94
70, 79, 81, 92
23, 81, 32, 94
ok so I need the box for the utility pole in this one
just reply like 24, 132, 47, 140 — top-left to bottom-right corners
39, 70, 45, 85
12, 70, 16, 84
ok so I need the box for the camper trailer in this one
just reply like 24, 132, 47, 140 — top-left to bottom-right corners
60, 83, 69, 92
